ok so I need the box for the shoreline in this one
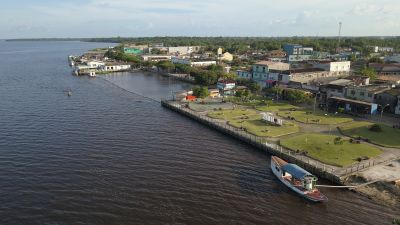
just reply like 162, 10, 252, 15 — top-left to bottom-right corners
161, 99, 400, 207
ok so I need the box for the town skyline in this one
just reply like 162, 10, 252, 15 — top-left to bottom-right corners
1, 0, 400, 39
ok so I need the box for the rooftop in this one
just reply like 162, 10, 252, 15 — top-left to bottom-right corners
281, 68, 325, 74
329, 96, 375, 107
383, 88, 400, 97
254, 61, 289, 66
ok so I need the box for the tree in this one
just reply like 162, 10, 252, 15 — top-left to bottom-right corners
358, 66, 377, 80
368, 57, 384, 64
193, 86, 209, 98
192, 70, 219, 86
221, 72, 238, 80
157, 61, 175, 73
349, 54, 356, 62
249, 82, 262, 94
235, 89, 250, 98
175, 64, 192, 74
285, 89, 312, 104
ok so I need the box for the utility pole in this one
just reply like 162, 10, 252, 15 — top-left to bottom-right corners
336, 22, 342, 53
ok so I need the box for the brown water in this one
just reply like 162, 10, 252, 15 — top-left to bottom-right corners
0, 40, 398, 225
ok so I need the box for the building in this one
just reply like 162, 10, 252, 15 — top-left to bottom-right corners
101, 63, 131, 72
369, 63, 400, 76
312, 61, 351, 76
209, 89, 221, 98
252, 61, 290, 87
266, 50, 287, 58
377, 75, 400, 85
323, 76, 370, 100
220, 52, 234, 62
141, 55, 172, 62
217, 79, 236, 95
171, 57, 216, 67
283, 44, 313, 55
328, 97, 378, 115
375, 89, 400, 114
345, 85, 391, 103
280, 68, 329, 84
385, 55, 400, 63
171, 46, 201, 55
371, 46, 395, 53
287, 54, 312, 62
86, 60, 105, 69
396, 96, 400, 115
283, 44, 304, 55
237, 70, 252, 79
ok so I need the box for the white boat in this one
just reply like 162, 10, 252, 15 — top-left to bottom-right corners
271, 156, 328, 202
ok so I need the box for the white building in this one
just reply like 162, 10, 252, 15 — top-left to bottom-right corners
372, 46, 395, 53
86, 60, 105, 69
141, 55, 172, 62
168, 46, 201, 55
312, 61, 351, 75
171, 57, 216, 67
101, 63, 131, 72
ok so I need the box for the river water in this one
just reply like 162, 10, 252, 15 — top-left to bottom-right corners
0, 41, 398, 225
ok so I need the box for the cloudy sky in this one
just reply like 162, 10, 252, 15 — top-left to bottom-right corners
1, 0, 399, 38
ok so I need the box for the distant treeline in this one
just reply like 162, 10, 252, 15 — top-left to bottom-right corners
6, 38, 84, 42
86, 36, 400, 54
6, 36, 400, 54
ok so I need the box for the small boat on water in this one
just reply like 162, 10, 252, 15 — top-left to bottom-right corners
271, 156, 328, 202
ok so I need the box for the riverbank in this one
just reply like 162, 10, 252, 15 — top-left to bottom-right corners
161, 99, 400, 207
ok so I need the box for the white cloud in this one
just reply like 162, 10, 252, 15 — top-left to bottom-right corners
0, 0, 399, 38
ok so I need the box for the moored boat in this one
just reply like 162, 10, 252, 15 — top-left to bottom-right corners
271, 156, 328, 202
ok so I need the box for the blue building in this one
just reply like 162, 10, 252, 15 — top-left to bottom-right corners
283, 44, 304, 55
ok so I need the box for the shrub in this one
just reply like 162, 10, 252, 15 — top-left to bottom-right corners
369, 124, 382, 132
334, 137, 344, 145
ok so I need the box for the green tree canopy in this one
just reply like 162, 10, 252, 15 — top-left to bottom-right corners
193, 86, 209, 98
358, 66, 377, 80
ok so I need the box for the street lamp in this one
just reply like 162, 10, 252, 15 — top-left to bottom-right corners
379, 104, 390, 121
313, 92, 320, 113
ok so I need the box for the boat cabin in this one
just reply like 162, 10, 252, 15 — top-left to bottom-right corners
279, 163, 318, 191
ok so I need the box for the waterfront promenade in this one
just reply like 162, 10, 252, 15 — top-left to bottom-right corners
161, 99, 400, 186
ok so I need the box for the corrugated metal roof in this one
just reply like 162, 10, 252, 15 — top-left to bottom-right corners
282, 164, 313, 179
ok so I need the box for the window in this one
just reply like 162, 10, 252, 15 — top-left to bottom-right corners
360, 92, 365, 96
368, 93, 372, 97
351, 90, 355, 95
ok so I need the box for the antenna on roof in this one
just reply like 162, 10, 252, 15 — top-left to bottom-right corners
336, 22, 342, 53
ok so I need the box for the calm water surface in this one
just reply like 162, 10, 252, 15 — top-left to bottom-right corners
0, 41, 398, 225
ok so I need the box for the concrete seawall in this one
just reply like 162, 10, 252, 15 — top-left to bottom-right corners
161, 100, 343, 185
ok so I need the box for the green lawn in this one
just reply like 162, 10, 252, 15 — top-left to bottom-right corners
277, 110, 353, 125
280, 133, 382, 167
207, 108, 258, 120
339, 122, 400, 148
255, 102, 299, 112
208, 109, 299, 137
189, 102, 233, 112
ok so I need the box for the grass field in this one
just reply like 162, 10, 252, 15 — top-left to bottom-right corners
255, 102, 299, 112
339, 122, 400, 148
280, 133, 382, 167
208, 109, 299, 137
277, 110, 353, 125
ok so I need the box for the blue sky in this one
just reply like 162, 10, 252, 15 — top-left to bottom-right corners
1, 0, 399, 38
